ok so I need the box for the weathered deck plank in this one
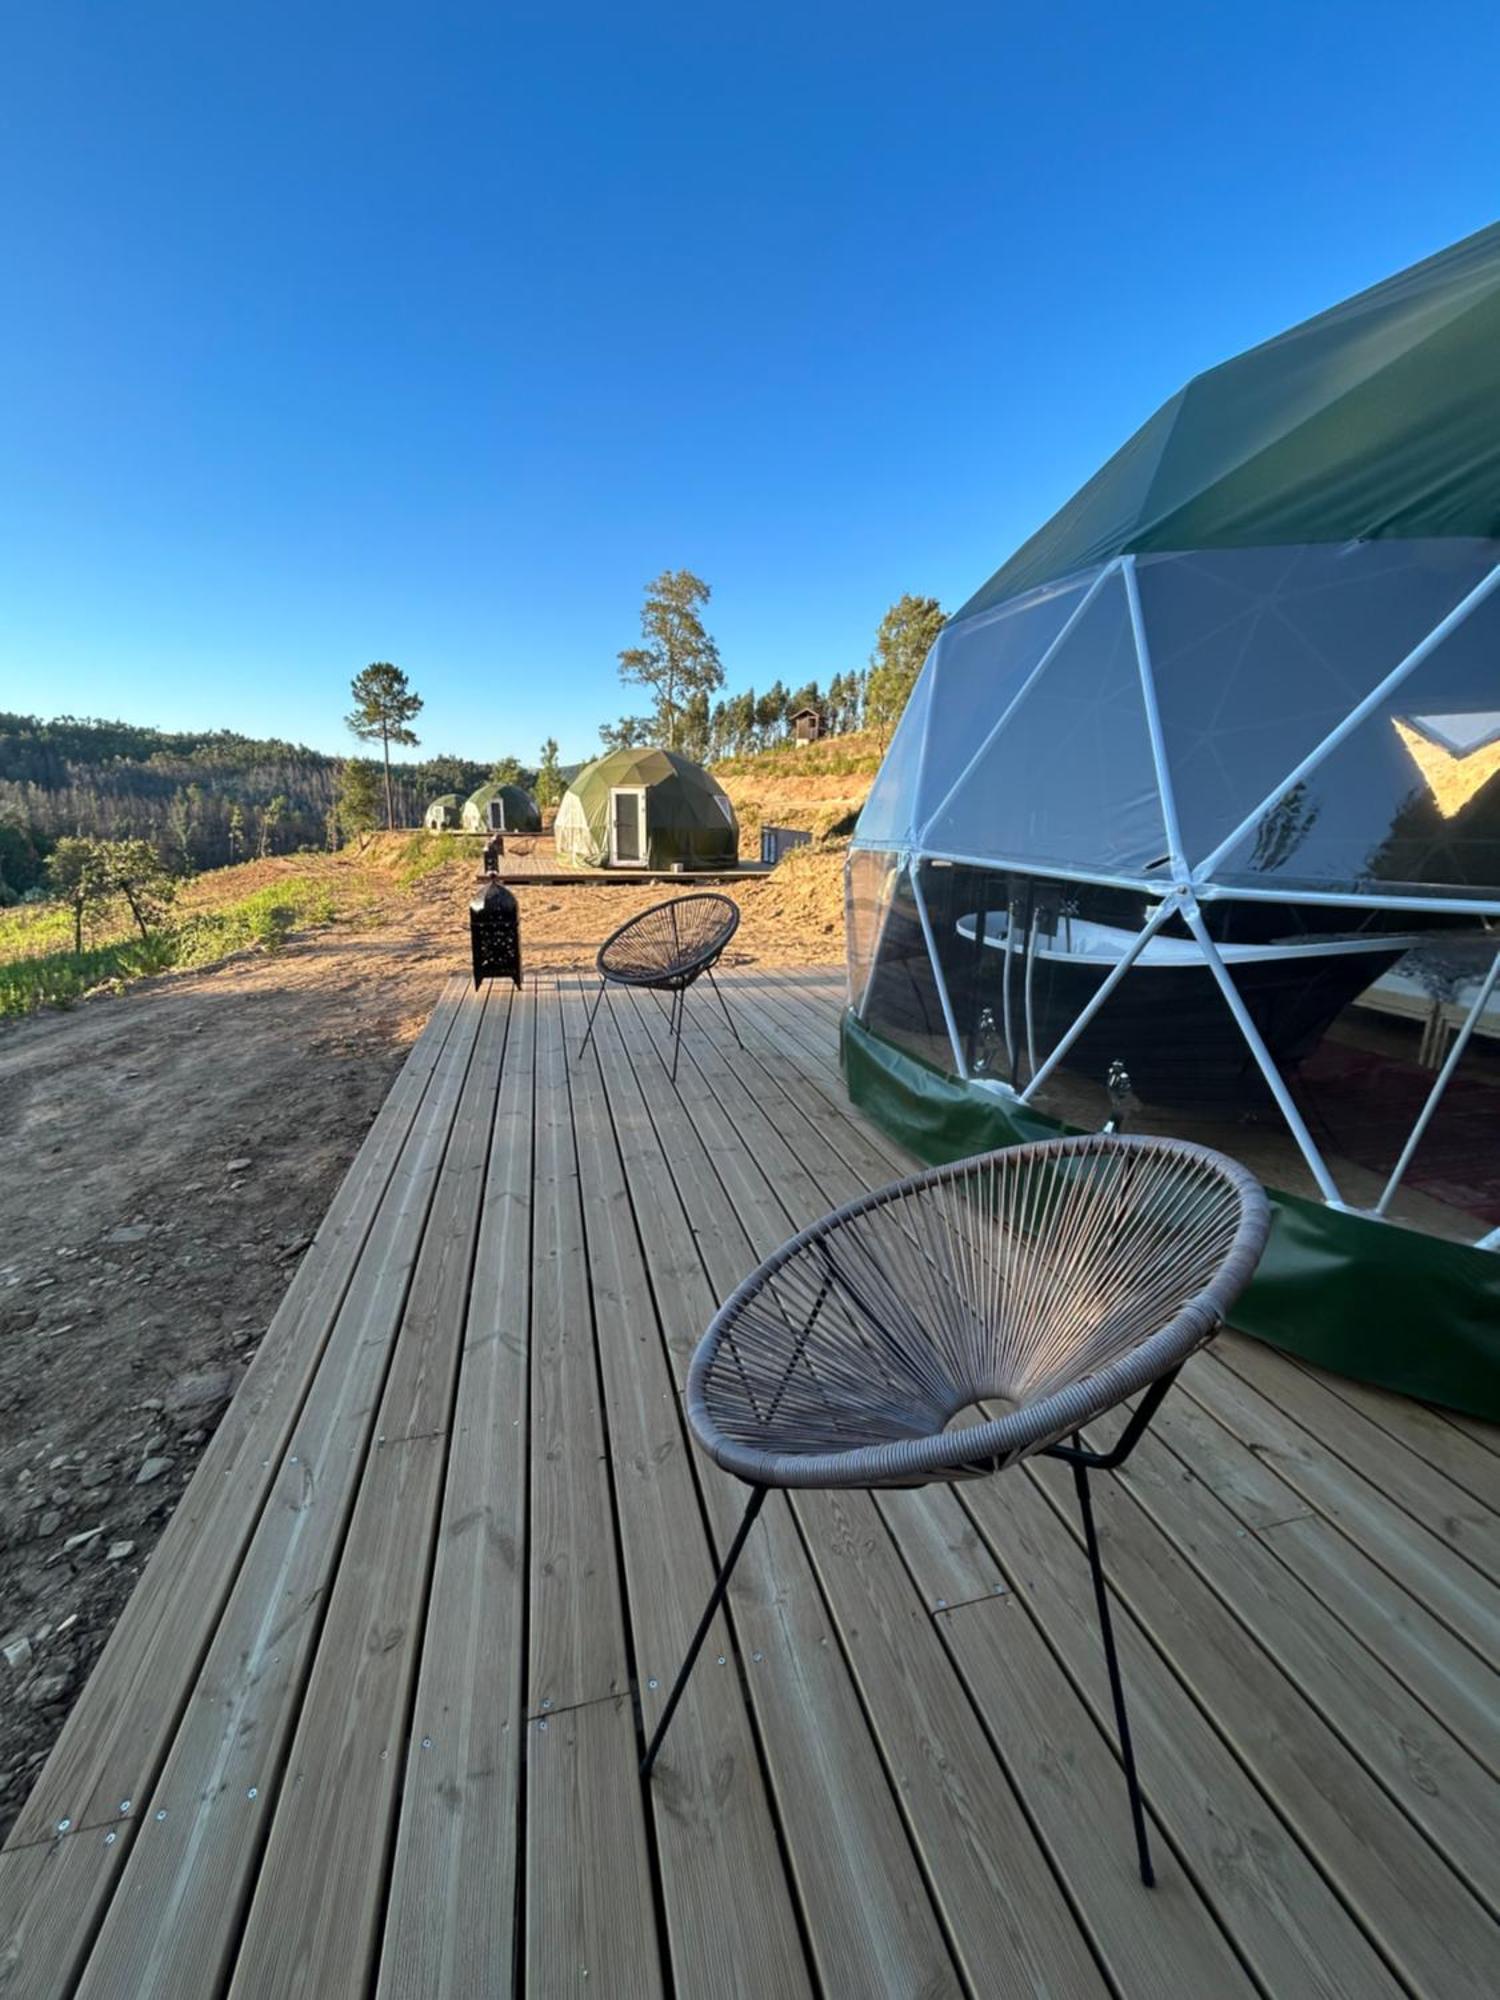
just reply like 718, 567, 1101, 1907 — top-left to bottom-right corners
600, 984, 964, 1998
1110, 1415, 1500, 1913
559, 980, 812, 1998
527, 984, 629, 1713
4, 967, 1496, 2000
524, 1698, 661, 1999
224, 986, 510, 1998
1150, 1368, 1500, 1767
1184, 1353, 1500, 1660
655, 977, 1389, 1995
1217, 1335, 1500, 1581
375, 985, 537, 2000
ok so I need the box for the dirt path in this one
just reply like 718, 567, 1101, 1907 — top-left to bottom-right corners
0, 852, 843, 1837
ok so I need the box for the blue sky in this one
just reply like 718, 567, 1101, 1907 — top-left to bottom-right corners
1, 2, 1495, 766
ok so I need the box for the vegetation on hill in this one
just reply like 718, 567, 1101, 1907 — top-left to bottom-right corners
0, 827, 488, 1018
713, 729, 883, 846
0, 713, 497, 896
598, 577, 942, 765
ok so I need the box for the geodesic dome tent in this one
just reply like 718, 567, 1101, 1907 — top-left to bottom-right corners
423, 793, 461, 831
461, 782, 541, 834
845, 223, 1500, 1417
555, 747, 738, 869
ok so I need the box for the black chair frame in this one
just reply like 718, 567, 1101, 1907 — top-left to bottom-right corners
577, 893, 742, 1083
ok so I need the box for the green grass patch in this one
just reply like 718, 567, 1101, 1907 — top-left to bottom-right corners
171, 878, 338, 966
0, 935, 178, 1017
0, 900, 77, 960
392, 831, 468, 886
0, 875, 341, 1018
713, 735, 883, 781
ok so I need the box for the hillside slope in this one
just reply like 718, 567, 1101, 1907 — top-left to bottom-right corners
713, 729, 881, 845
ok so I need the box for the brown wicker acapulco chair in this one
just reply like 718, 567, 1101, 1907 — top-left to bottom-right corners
577, 893, 741, 1083
642, 1133, 1271, 1885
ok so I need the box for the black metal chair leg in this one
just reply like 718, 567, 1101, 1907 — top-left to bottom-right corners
705, 965, 743, 1047
668, 985, 684, 1084
577, 978, 608, 1064
642, 1485, 767, 1777
1073, 1456, 1155, 1886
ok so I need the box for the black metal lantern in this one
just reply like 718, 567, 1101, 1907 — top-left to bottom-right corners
469, 880, 522, 989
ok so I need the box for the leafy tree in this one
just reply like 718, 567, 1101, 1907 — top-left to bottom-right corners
490, 754, 525, 788
165, 785, 199, 875
755, 680, 788, 749
98, 839, 175, 940
0, 817, 45, 900
258, 794, 285, 858
47, 837, 109, 952
346, 662, 423, 829
421, 753, 472, 796
598, 715, 652, 751
227, 802, 245, 864
678, 690, 711, 761
618, 569, 724, 749
337, 759, 382, 849
535, 738, 563, 811
865, 595, 944, 746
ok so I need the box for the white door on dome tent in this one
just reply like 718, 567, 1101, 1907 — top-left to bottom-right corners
609, 786, 646, 865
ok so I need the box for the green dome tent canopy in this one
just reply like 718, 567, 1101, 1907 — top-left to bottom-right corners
555, 748, 738, 869
961, 222, 1500, 620
846, 224, 1500, 1419
461, 783, 541, 834
423, 794, 461, 831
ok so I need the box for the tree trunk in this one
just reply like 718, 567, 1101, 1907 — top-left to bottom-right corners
73, 899, 83, 955
381, 730, 395, 829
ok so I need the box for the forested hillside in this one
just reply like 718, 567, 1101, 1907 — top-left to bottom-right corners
0, 714, 489, 895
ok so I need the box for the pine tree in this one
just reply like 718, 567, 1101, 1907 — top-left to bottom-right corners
345, 663, 423, 829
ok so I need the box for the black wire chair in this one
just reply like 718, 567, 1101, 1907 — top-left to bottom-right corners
578, 893, 742, 1082
641, 1133, 1272, 1887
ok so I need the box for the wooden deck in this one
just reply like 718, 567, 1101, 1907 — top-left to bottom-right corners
2, 967, 1498, 1998
461, 837, 767, 885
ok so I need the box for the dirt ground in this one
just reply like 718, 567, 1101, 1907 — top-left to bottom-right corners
0, 846, 846, 1838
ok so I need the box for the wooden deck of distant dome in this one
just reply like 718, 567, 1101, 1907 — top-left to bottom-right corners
492, 850, 769, 882
2, 966, 1497, 1999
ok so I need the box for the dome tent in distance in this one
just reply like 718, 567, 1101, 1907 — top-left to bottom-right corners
555, 747, 738, 869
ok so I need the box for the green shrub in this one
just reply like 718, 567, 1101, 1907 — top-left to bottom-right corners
0, 936, 176, 1017
394, 831, 467, 886
172, 878, 336, 968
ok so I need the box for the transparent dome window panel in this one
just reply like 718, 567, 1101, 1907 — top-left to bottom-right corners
1289, 940, 1500, 1246
861, 865, 954, 1073
913, 861, 1495, 1242
921, 566, 1171, 878
1136, 538, 1500, 880
912, 576, 1088, 831
1211, 577, 1500, 897
853, 661, 935, 848
918, 863, 1307, 1109
845, 848, 899, 1014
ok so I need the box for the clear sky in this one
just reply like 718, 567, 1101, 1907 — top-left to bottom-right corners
2, 2, 1495, 767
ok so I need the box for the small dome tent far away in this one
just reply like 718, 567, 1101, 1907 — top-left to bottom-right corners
554, 747, 738, 869
423, 794, 460, 831
461, 783, 541, 835
846, 221, 1500, 1421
